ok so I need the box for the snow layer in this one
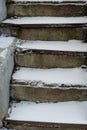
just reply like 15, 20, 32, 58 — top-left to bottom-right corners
0, 0, 6, 22
11, 0, 87, 3
3, 17, 87, 25
12, 67, 87, 86
7, 101, 87, 124
0, 128, 7, 130
17, 40, 87, 52
0, 36, 15, 127
0, 36, 15, 58
0, 36, 15, 49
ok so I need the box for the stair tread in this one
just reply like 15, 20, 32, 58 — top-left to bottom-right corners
3, 16, 87, 25
9, 0, 87, 3
12, 67, 87, 87
16, 40, 87, 53
6, 101, 87, 125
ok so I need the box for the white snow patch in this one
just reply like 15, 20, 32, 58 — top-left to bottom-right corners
17, 40, 87, 52
0, 36, 15, 49
0, 0, 6, 22
7, 101, 87, 124
0, 48, 8, 58
3, 17, 87, 25
0, 36, 16, 127
12, 67, 87, 86
0, 36, 16, 58
0, 128, 8, 130
11, 0, 87, 3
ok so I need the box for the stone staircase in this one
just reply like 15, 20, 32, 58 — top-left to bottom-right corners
1, 0, 87, 129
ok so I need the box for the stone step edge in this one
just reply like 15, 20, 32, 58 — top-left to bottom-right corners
2, 22, 87, 28
3, 119, 87, 129
15, 49, 87, 57
6, 0, 86, 4
11, 82, 87, 89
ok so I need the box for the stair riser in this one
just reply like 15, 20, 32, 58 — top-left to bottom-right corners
15, 53, 87, 68
7, 3, 87, 17
6, 124, 87, 130
5, 26, 87, 41
11, 85, 87, 102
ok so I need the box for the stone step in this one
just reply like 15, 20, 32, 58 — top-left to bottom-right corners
15, 40, 87, 68
2, 17, 87, 41
7, 0, 87, 3
6, 0, 87, 17
4, 101, 87, 130
11, 67, 87, 102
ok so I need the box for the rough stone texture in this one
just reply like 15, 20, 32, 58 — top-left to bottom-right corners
15, 52, 87, 68
7, 3, 86, 17
17, 27, 86, 41
0, 0, 7, 22
1, 24, 87, 41
0, 39, 15, 127
11, 84, 87, 102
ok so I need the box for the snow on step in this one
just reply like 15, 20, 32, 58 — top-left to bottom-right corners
12, 67, 87, 86
7, 101, 87, 124
11, 0, 87, 3
3, 17, 87, 25
16, 40, 87, 52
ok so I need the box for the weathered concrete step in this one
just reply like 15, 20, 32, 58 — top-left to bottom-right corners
11, 67, 87, 102
4, 101, 87, 130
6, 1, 87, 17
15, 40, 87, 68
2, 17, 87, 41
